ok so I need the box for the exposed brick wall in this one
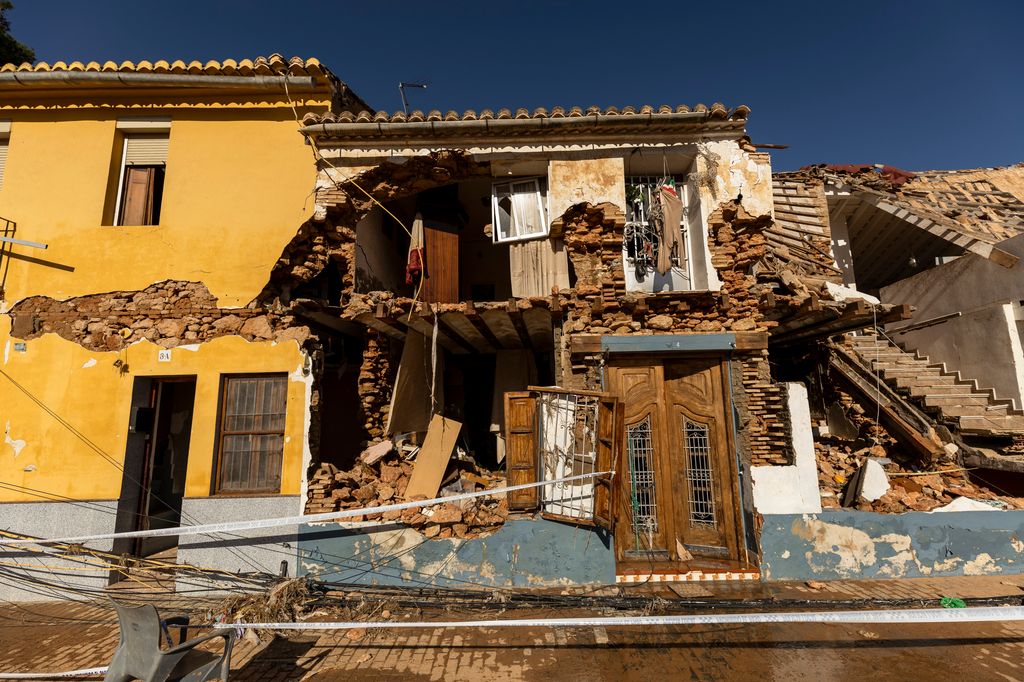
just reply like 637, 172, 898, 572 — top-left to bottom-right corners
358, 329, 393, 443
558, 199, 794, 465
257, 151, 490, 305
7, 280, 313, 351
740, 352, 792, 466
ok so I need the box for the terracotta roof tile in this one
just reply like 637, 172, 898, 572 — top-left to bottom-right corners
299, 103, 751, 126
0, 54, 330, 80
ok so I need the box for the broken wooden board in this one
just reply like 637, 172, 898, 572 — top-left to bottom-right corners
404, 415, 462, 500
360, 439, 394, 466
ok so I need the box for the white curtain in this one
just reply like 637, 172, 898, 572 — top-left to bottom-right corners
509, 237, 570, 297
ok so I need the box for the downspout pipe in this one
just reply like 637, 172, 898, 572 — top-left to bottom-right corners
0, 71, 322, 91
299, 111, 719, 138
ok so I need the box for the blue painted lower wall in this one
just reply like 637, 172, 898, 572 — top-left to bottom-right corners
760, 511, 1024, 581
297, 517, 615, 588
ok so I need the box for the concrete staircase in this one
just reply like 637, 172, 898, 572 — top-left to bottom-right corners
842, 333, 1024, 436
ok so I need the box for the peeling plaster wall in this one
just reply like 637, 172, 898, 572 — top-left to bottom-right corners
759, 511, 1024, 581
298, 517, 615, 588
0, 332, 311, 501
547, 158, 626, 226
751, 383, 822, 514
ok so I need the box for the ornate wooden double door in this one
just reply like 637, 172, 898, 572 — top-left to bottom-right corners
606, 355, 744, 570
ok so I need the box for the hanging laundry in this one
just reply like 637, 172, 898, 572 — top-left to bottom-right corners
405, 212, 427, 287
656, 182, 684, 276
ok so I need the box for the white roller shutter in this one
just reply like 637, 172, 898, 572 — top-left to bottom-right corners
124, 134, 168, 166
0, 138, 8, 189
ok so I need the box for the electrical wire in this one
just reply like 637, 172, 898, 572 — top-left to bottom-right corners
0, 368, 268, 574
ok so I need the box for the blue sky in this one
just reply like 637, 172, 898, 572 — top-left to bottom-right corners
7, 1, 1022, 170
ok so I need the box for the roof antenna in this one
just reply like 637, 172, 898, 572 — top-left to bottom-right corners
399, 82, 428, 116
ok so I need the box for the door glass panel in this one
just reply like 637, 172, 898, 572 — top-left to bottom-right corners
682, 416, 716, 528
626, 415, 659, 536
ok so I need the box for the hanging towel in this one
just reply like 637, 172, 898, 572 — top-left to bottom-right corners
656, 184, 684, 275
405, 212, 427, 287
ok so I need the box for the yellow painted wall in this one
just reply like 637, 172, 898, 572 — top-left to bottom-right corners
0, 106, 319, 306
0, 334, 310, 502
0, 93, 327, 504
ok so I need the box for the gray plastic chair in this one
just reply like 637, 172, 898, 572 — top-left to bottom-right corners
104, 600, 235, 682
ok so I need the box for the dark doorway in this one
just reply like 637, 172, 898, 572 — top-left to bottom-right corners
113, 377, 196, 562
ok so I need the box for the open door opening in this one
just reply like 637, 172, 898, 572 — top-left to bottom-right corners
113, 377, 196, 570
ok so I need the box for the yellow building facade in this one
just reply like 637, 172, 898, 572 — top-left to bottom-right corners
0, 57, 353, 595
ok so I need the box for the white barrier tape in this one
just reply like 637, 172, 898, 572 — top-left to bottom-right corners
0, 471, 613, 547
214, 606, 1024, 631
0, 667, 107, 679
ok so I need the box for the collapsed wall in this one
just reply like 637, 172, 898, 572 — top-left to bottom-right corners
8, 279, 313, 350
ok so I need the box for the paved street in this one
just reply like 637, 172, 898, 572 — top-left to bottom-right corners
3, 575, 1024, 680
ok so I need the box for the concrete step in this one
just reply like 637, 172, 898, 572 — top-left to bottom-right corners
959, 415, 1024, 433
897, 376, 969, 390
906, 382, 980, 395
939, 404, 1011, 418
923, 394, 999, 407
882, 367, 946, 379
869, 359, 932, 371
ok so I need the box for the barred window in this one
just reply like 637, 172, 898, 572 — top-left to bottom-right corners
215, 375, 288, 494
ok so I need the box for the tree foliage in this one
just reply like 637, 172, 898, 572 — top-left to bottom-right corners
1, 1, 34, 66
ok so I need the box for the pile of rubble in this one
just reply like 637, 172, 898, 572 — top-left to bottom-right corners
305, 443, 509, 539
811, 364, 1024, 512
816, 440, 1021, 512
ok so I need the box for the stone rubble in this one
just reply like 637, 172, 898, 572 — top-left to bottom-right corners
305, 446, 509, 539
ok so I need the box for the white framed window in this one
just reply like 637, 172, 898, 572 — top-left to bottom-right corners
112, 118, 171, 226
491, 178, 548, 243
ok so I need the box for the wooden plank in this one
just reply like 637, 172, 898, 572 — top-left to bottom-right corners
480, 308, 522, 349
522, 307, 554, 349
732, 331, 769, 350
465, 311, 504, 350
437, 312, 493, 353
508, 311, 535, 350
405, 415, 462, 500
569, 334, 602, 356
404, 314, 468, 354
354, 311, 406, 341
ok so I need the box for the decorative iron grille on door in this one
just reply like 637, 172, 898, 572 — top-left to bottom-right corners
682, 416, 716, 528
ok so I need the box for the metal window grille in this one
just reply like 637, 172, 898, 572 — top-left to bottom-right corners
216, 375, 288, 493
682, 416, 716, 528
626, 415, 658, 534
623, 176, 689, 280
536, 390, 599, 520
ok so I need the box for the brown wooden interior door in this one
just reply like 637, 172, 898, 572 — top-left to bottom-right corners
420, 223, 459, 303
607, 355, 742, 570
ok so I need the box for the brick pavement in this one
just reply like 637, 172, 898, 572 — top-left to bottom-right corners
2, 574, 1024, 680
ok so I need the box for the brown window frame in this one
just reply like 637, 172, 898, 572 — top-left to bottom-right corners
213, 373, 289, 495
112, 132, 169, 227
